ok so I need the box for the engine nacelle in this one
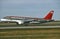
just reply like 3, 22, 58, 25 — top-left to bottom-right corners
16, 20, 24, 25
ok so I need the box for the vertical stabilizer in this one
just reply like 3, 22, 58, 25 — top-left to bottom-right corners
44, 10, 54, 20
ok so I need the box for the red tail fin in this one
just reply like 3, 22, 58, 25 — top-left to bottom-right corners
44, 10, 54, 20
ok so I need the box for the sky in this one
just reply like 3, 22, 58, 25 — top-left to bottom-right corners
0, 0, 60, 20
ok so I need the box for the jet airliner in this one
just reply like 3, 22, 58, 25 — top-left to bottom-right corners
0, 10, 54, 25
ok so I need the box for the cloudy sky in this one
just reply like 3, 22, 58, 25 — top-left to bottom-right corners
0, 0, 60, 20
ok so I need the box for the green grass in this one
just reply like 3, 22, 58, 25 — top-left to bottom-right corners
0, 21, 60, 39
0, 28, 60, 39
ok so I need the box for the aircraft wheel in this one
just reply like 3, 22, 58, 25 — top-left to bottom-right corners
16, 22, 19, 25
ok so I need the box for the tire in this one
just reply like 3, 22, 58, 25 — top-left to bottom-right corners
16, 22, 19, 25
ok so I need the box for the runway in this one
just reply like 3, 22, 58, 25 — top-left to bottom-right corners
0, 26, 60, 29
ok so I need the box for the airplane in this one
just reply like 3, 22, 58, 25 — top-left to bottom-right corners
0, 10, 54, 25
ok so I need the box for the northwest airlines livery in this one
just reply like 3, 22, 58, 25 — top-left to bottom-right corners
1, 10, 54, 25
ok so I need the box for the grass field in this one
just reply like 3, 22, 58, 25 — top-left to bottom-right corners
0, 21, 60, 39
0, 28, 60, 39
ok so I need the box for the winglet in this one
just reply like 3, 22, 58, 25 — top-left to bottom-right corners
44, 10, 54, 20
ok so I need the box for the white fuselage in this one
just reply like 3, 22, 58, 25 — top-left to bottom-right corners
0, 19, 24, 24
